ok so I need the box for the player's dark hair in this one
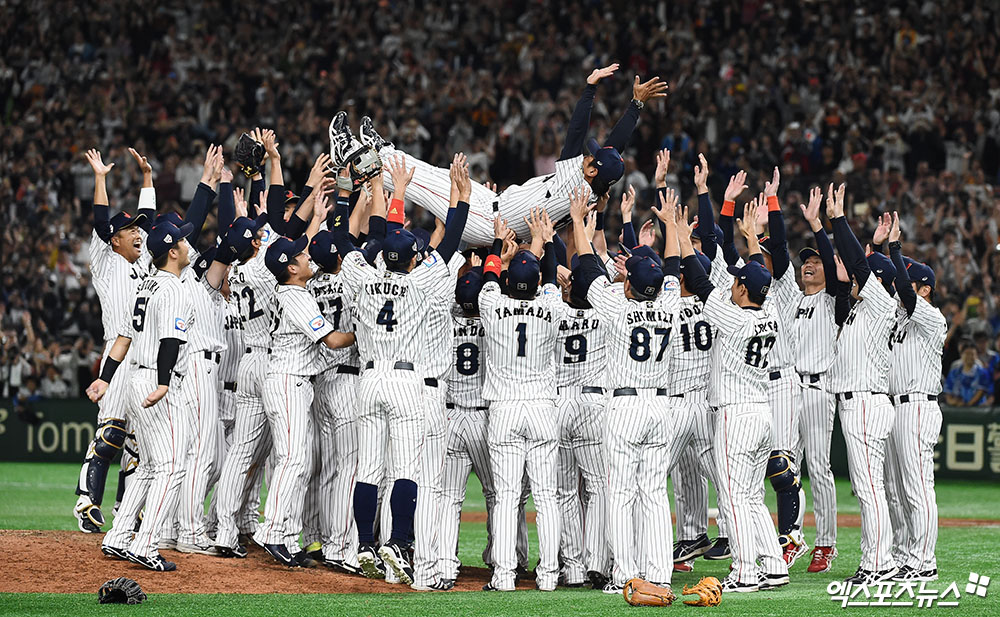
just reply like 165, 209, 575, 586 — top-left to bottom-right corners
918, 284, 935, 303
747, 287, 767, 306
275, 266, 292, 285
152, 252, 169, 270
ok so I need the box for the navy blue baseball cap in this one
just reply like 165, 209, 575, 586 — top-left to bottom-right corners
798, 247, 821, 262
627, 245, 663, 267
284, 190, 299, 205
226, 214, 267, 257
455, 270, 484, 311
309, 230, 340, 271
867, 252, 896, 281
108, 211, 146, 236
265, 235, 308, 278
382, 229, 420, 269
680, 250, 712, 276
507, 250, 541, 294
192, 246, 217, 279
155, 212, 184, 228
411, 228, 432, 256
903, 257, 935, 289
690, 220, 724, 241
627, 256, 665, 299
728, 260, 772, 298
147, 221, 194, 259
585, 138, 625, 195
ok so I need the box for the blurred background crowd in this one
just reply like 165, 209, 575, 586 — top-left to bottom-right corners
2, 0, 999, 405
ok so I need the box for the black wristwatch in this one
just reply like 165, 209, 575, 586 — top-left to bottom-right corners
632, 99, 644, 110
888, 241, 902, 251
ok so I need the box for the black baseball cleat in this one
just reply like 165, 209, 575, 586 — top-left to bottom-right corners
674, 533, 713, 562
357, 544, 386, 580
263, 543, 297, 567
126, 551, 176, 572
588, 570, 609, 589
215, 543, 248, 558
307, 549, 324, 563
323, 559, 363, 576
845, 566, 898, 585
891, 565, 914, 581
433, 578, 456, 591
292, 551, 319, 568
514, 565, 535, 582
703, 537, 731, 560
379, 541, 415, 585
360, 116, 391, 152
759, 572, 790, 590
101, 544, 130, 561
721, 576, 759, 593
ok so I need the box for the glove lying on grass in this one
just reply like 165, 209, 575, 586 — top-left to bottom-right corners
683, 576, 723, 606
98, 577, 147, 605
623, 578, 677, 606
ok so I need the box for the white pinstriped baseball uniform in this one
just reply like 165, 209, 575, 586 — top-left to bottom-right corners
793, 289, 838, 548
668, 294, 728, 544
480, 280, 567, 591
253, 284, 333, 553
379, 147, 594, 245
762, 273, 803, 451
214, 248, 277, 550
829, 279, 897, 573
885, 298, 946, 572
554, 306, 609, 584
302, 270, 362, 565
103, 269, 194, 559
586, 275, 680, 587
174, 264, 227, 547
704, 287, 787, 585
440, 313, 494, 580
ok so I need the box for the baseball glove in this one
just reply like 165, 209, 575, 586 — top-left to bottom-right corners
98, 577, 146, 605
682, 576, 722, 606
234, 132, 266, 177
623, 578, 676, 606
345, 145, 383, 187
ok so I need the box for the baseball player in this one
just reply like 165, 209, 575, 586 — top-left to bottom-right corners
479, 210, 566, 593
679, 196, 789, 593
86, 221, 198, 571
252, 235, 357, 567
73, 148, 155, 533
825, 184, 901, 585
331, 164, 469, 585
571, 186, 682, 594
439, 266, 495, 587
329, 65, 666, 245
793, 187, 840, 573
877, 214, 947, 582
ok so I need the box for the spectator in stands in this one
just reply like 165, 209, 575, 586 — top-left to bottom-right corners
944, 341, 995, 407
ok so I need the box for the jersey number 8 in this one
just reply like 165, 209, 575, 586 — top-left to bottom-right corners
629, 326, 670, 362
744, 335, 776, 368
456, 343, 480, 375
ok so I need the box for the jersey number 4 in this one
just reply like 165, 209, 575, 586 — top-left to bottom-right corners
377, 300, 398, 332
629, 326, 670, 362
745, 335, 776, 368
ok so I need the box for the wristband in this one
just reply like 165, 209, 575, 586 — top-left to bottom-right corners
632, 99, 644, 110
721, 200, 736, 217
484, 255, 502, 277
336, 176, 353, 192
595, 211, 605, 230
888, 241, 902, 251
387, 198, 405, 225
99, 357, 121, 383
766, 195, 780, 212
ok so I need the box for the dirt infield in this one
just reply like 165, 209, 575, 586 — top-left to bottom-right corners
2, 513, 995, 594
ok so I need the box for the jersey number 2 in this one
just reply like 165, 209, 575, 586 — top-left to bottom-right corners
377, 300, 398, 332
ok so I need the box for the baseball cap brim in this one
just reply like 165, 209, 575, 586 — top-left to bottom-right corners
118, 213, 146, 231
799, 247, 820, 262
289, 235, 308, 257
584, 137, 602, 156
727, 265, 743, 276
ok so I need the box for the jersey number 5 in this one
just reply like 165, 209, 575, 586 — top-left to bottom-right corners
132, 297, 149, 332
377, 300, 398, 332
745, 335, 776, 368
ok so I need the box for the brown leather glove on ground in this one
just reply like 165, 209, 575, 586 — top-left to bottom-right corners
623, 578, 677, 606
682, 576, 723, 606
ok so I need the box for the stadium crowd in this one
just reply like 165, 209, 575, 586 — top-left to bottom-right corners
2, 0, 999, 404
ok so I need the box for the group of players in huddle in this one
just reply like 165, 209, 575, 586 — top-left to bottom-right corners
70, 66, 944, 595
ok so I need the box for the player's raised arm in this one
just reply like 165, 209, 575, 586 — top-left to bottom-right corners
800, 186, 838, 295
437, 154, 471, 262
691, 152, 719, 259
886, 212, 917, 315
676, 208, 713, 303
559, 64, 617, 160
331, 169, 361, 256
619, 186, 638, 248
246, 127, 268, 213
129, 147, 156, 232
833, 255, 853, 326
218, 164, 236, 233
86, 149, 115, 243
739, 194, 765, 265
826, 183, 871, 290
603, 75, 667, 153
386, 155, 416, 231
591, 193, 610, 261
185, 144, 223, 248
651, 188, 681, 282
763, 167, 790, 278
365, 172, 388, 247
720, 171, 748, 266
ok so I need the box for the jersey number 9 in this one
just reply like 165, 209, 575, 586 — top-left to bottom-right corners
563, 334, 588, 364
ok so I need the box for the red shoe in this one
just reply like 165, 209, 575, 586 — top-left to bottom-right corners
673, 560, 693, 572
807, 546, 837, 573
781, 536, 809, 567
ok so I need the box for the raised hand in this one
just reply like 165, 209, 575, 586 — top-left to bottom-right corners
451, 153, 471, 201
313, 191, 333, 221
888, 211, 902, 242
724, 170, 748, 202
638, 219, 656, 247
583, 211, 597, 243
825, 182, 845, 219
652, 187, 679, 223
387, 155, 415, 195
500, 234, 518, 265
613, 253, 628, 280
251, 127, 269, 160
221, 165, 233, 184
675, 206, 693, 239
834, 255, 850, 283
633, 75, 668, 102
260, 129, 279, 160
738, 195, 760, 240
587, 63, 619, 85
85, 149, 114, 176
524, 207, 543, 240
128, 147, 153, 175
872, 212, 892, 246
763, 166, 780, 197
619, 185, 636, 220
201, 144, 221, 183
483, 181, 498, 194
654, 149, 671, 187
307, 153, 332, 187
570, 185, 592, 222
540, 209, 555, 241
233, 186, 248, 218
799, 186, 823, 223
693, 153, 709, 193
494, 215, 511, 241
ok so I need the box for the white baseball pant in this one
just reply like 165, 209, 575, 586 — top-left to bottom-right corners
555, 387, 608, 583
670, 390, 728, 541
175, 353, 221, 545
253, 373, 315, 552
488, 399, 560, 591
885, 396, 941, 572
839, 391, 896, 573
796, 373, 838, 547
714, 402, 787, 585
413, 381, 448, 586
204, 385, 237, 538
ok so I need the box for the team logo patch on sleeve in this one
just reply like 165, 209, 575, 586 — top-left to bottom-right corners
423, 253, 438, 267
174, 318, 187, 332
664, 279, 680, 292
310, 315, 326, 331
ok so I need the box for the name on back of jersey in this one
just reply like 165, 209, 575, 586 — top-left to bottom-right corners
365, 281, 409, 297
755, 320, 779, 335
626, 307, 675, 325
675, 302, 704, 323
559, 316, 598, 332
493, 302, 553, 322
454, 322, 485, 337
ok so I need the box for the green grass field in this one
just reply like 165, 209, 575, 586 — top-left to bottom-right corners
1, 462, 998, 616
